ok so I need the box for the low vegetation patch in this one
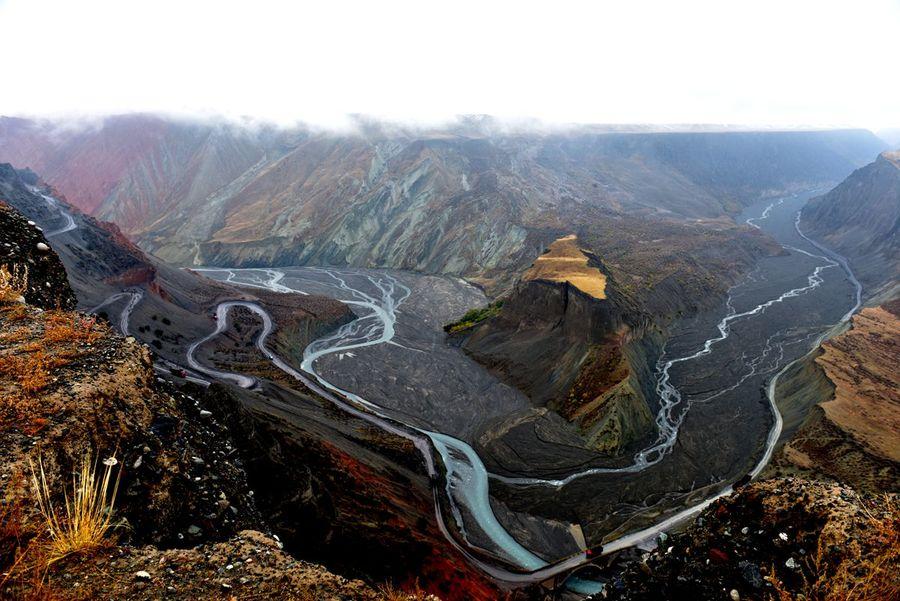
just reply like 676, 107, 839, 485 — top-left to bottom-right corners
0, 264, 28, 303
443, 301, 504, 334
0, 304, 110, 430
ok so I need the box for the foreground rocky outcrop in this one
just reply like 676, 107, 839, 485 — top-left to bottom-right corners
44, 530, 392, 600
0, 204, 436, 600
0, 196, 76, 310
595, 478, 898, 601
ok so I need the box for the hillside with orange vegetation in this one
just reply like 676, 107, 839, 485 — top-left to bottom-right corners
774, 301, 900, 492
817, 305, 900, 463
524, 234, 606, 299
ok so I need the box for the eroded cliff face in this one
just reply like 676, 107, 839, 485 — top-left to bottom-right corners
770, 300, 900, 492
455, 221, 777, 458
458, 277, 655, 456
803, 151, 900, 293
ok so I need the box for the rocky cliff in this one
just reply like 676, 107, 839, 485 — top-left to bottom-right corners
802, 151, 900, 294
455, 219, 778, 458
769, 299, 900, 493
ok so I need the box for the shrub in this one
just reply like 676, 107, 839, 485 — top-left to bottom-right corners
0, 351, 61, 397
810, 494, 900, 600
42, 312, 102, 346
29, 454, 122, 565
379, 581, 439, 601
443, 301, 504, 334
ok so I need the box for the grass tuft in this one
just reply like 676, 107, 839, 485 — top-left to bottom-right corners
0, 264, 28, 303
29, 454, 122, 565
379, 580, 439, 600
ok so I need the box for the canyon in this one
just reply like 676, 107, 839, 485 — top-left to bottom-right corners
1, 118, 897, 600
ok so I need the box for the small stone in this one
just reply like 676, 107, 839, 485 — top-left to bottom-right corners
226, 564, 234, 571
730, 590, 740, 601
741, 527, 749, 535
221, 582, 232, 590
739, 560, 764, 588
191, 456, 205, 465
778, 532, 788, 542
187, 525, 201, 535
200, 410, 213, 418
134, 570, 151, 581
36, 242, 50, 252
27, 220, 35, 226
785, 557, 798, 569
709, 548, 729, 564
133, 456, 143, 469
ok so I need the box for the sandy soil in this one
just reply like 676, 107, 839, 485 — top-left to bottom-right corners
524, 235, 607, 299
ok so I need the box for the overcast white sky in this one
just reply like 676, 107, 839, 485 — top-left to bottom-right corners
1, 0, 898, 131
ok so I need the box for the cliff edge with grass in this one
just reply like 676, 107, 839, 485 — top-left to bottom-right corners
0, 201, 436, 600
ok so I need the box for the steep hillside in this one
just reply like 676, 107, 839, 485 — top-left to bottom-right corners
453, 223, 777, 458
769, 299, 900, 492
0, 163, 352, 371
802, 151, 900, 293
0, 116, 885, 289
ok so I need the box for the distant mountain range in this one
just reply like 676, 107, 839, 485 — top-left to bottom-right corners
0, 115, 886, 290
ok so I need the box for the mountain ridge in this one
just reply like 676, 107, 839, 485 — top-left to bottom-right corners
0, 115, 886, 292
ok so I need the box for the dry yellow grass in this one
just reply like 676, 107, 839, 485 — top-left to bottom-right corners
524, 235, 607, 299
42, 312, 102, 346
816, 307, 900, 463
810, 494, 900, 601
29, 454, 121, 565
0, 264, 28, 303
379, 581, 439, 600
